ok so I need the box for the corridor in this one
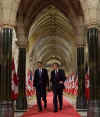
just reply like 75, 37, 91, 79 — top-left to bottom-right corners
0, 0, 100, 117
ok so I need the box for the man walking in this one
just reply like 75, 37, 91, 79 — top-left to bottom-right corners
33, 61, 49, 112
50, 63, 66, 112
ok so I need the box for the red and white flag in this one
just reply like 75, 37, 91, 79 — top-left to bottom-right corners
71, 73, 75, 95
11, 57, 19, 100
26, 70, 35, 96
85, 72, 90, 100
73, 74, 78, 96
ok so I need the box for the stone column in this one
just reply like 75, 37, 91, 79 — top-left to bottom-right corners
87, 27, 100, 117
16, 41, 27, 110
74, 17, 87, 109
0, 27, 14, 117
76, 45, 87, 109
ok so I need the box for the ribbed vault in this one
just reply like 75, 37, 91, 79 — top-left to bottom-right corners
27, 5, 78, 73
16, 1, 84, 73
17, 0, 83, 33
29, 5, 77, 43
29, 36, 76, 71
30, 37, 76, 72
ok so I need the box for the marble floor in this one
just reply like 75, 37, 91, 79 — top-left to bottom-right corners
15, 112, 24, 117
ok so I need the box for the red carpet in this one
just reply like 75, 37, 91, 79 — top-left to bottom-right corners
21, 92, 81, 117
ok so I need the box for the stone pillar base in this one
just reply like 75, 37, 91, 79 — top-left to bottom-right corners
0, 101, 14, 117
87, 100, 100, 117
16, 97, 27, 110
76, 96, 87, 109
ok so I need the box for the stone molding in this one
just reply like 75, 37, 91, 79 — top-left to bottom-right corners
16, 40, 28, 48
80, 0, 100, 28
0, 0, 20, 26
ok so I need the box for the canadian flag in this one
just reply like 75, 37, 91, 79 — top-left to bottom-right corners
74, 76, 78, 96
67, 77, 70, 94
11, 57, 19, 100
85, 73, 90, 100
64, 78, 68, 93
26, 70, 35, 96
71, 74, 75, 95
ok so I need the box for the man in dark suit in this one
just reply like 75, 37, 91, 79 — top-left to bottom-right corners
33, 61, 49, 112
50, 63, 66, 112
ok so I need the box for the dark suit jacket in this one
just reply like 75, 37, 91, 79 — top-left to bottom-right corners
33, 68, 49, 88
50, 69, 66, 90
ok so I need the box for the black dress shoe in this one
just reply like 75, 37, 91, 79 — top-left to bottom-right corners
38, 109, 42, 112
54, 110, 58, 112
38, 107, 42, 112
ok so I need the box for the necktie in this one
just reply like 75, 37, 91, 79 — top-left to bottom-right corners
55, 70, 58, 75
39, 69, 42, 77
55, 69, 58, 74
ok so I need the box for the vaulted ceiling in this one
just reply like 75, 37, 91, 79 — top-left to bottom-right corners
17, 0, 84, 73
17, 0, 83, 33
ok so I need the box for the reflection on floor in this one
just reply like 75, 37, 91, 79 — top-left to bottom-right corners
15, 112, 24, 117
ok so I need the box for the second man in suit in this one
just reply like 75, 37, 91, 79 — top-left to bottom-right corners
50, 63, 66, 112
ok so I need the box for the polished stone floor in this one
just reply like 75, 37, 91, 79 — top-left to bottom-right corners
15, 112, 24, 117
